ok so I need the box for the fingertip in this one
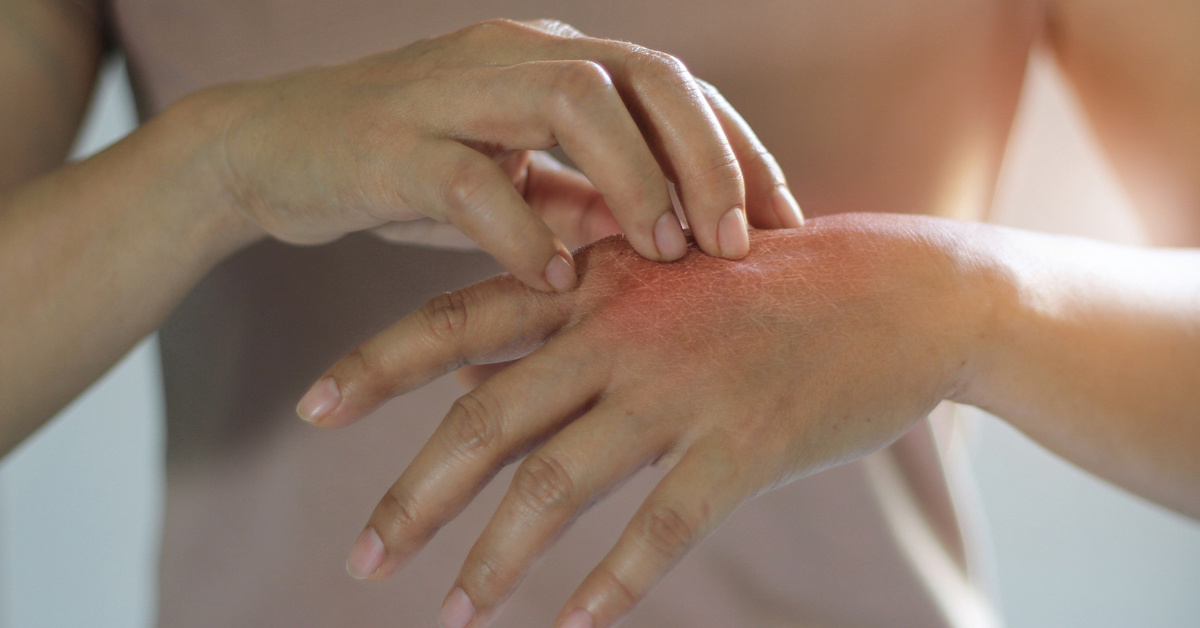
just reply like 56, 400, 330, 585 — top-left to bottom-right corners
772, 186, 804, 228
545, 251, 578, 292
440, 587, 476, 628
653, 212, 688, 261
716, 207, 749, 259
297, 376, 341, 425
557, 608, 594, 628
346, 527, 386, 580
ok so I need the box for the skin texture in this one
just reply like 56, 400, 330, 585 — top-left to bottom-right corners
0, 13, 796, 456
969, 228, 1200, 518
308, 214, 1200, 628
0, 1, 248, 446
145, 3, 1041, 624
207, 16, 800, 273
2, 5, 1036, 620
307, 218, 991, 628
4, 0, 1200, 625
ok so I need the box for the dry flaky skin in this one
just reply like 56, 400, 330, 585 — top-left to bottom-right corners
554, 216, 981, 479
303, 204, 1200, 628
310, 214, 995, 628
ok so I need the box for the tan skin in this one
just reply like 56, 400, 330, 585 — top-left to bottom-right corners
312, 216, 1200, 628
3, 0, 1200, 627
314, 220, 987, 627
297, 7, 1200, 628
1, 13, 800, 452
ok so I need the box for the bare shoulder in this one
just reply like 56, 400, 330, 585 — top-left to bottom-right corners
1047, 0, 1200, 245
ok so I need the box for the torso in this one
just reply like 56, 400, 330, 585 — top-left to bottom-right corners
110, 0, 1040, 625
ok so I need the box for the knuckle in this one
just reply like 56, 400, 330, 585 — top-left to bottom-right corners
511, 452, 577, 512
755, 148, 786, 183
341, 346, 389, 395
692, 76, 720, 96
641, 503, 699, 559
467, 18, 523, 39
378, 488, 424, 542
445, 388, 504, 457
526, 18, 582, 37
461, 551, 511, 605
480, 17, 520, 29
419, 290, 472, 346
627, 48, 692, 87
441, 157, 497, 217
547, 60, 615, 116
591, 563, 641, 609
704, 151, 744, 186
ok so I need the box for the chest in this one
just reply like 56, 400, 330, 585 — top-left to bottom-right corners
112, 0, 964, 112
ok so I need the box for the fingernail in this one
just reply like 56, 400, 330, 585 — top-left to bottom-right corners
439, 587, 475, 628
717, 207, 749, 258
653, 211, 687, 260
544, 252, 577, 293
346, 527, 385, 579
772, 187, 804, 228
559, 609, 594, 628
297, 376, 340, 423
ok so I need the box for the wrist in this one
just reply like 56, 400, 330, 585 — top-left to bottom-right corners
764, 214, 1012, 409
144, 85, 266, 262
939, 221, 1019, 409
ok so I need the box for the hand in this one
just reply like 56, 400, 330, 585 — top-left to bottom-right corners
367, 151, 626, 252
297, 214, 986, 628
188, 18, 803, 291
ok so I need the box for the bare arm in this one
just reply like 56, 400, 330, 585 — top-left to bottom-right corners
0, 0, 250, 450
301, 214, 1200, 628
962, 229, 1200, 518
1, 16, 801, 457
282, 6, 1200, 624
969, 0, 1200, 517
0, 0, 100, 189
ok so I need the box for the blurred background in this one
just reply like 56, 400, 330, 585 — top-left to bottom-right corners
1, 52, 1198, 628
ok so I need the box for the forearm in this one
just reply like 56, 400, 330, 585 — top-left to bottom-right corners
0, 97, 260, 455
958, 226, 1200, 517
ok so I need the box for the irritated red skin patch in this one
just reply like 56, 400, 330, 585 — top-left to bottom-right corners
458, 213, 973, 488
564, 224, 862, 342
538, 233, 786, 388
533, 213, 971, 411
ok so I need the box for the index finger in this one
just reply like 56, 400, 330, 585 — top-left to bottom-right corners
449, 21, 750, 260
295, 275, 569, 427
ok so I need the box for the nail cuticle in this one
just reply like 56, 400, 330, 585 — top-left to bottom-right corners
653, 211, 687, 261
297, 376, 341, 423
439, 587, 476, 628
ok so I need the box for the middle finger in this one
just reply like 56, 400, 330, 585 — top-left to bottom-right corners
551, 37, 749, 260
445, 20, 749, 259
440, 396, 678, 628
415, 61, 680, 261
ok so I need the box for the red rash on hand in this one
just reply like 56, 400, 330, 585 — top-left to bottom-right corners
315, 213, 996, 628
561, 224, 888, 361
